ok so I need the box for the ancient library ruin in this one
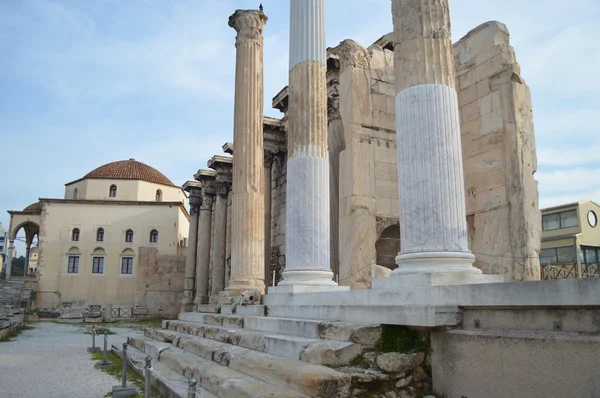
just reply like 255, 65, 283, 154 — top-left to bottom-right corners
123, 1, 599, 398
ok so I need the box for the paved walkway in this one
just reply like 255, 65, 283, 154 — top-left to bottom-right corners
0, 322, 143, 398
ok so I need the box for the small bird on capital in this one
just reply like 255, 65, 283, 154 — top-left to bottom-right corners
259, 3, 264, 11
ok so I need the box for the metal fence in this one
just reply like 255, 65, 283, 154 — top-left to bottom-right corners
541, 263, 600, 280
36, 308, 61, 318
111, 308, 133, 318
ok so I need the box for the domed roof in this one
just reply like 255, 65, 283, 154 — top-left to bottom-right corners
82, 159, 175, 187
23, 202, 42, 213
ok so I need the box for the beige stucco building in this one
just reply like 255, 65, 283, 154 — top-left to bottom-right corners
540, 200, 600, 279
6, 159, 190, 311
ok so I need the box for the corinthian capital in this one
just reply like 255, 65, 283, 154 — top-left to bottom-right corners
188, 189, 203, 216
229, 10, 268, 43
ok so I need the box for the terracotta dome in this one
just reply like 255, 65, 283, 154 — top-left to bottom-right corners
23, 202, 42, 213
83, 159, 175, 187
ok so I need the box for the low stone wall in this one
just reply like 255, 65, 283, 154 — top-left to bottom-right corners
0, 311, 24, 340
431, 307, 600, 397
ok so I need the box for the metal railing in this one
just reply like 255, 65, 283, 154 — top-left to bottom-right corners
111, 308, 133, 318
540, 263, 600, 280
36, 308, 61, 318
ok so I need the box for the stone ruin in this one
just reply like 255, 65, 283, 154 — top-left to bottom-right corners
113, 2, 599, 398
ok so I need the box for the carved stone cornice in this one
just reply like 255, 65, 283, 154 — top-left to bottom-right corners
229, 10, 268, 43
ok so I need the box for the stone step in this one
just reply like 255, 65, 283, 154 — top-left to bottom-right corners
178, 312, 382, 348
113, 341, 215, 398
196, 304, 220, 314
165, 320, 361, 366
221, 304, 267, 316
266, 304, 461, 327
127, 337, 308, 398
137, 329, 352, 397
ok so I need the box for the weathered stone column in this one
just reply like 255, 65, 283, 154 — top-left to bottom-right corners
276, 0, 344, 290
25, 243, 31, 274
264, 150, 274, 286
391, 0, 480, 277
194, 177, 216, 306
181, 184, 201, 312
5, 240, 14, 280
208, 156, 233, 299
227, 9, 268, 295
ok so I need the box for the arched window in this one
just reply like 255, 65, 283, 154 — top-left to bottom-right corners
92, 248, 106, 274
72, 228, 80, 242
125, 229, 134, 243
109, 185, 117, 198
155, 189, 162, 202
67, 247, 81, 274
120, 248, 135, 275
73, 188, 78, 200
149, 229, 159, 243
96, 228, 104, 242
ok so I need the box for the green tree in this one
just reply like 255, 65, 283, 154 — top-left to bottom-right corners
11, 256, 26, 276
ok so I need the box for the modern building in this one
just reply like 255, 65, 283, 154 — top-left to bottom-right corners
540, 200, 600, 279
6, 159, 190, 309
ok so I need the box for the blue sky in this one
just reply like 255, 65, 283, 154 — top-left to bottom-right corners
1, 0, 599, 253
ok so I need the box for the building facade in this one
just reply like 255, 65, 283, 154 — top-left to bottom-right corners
0, 222, 7, 265
6, 159, 190, 314
540, 200, 600, 279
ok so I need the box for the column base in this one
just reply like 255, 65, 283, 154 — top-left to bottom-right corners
394, 251, 480, 275
193, 295, 209, 307
269, 269, 350, 294
226, 279, 266, 296
370, 251, 502, 289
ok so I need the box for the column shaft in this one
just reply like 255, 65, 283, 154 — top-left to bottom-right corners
264, 152, 274, 287
181, 190, 201, 312
195, 192, 214, 305
210, 192, 228, 297
279, 0, 337, 287
227, 10, 268, 294
392, 0, 479, 275
5, 240, 14, 280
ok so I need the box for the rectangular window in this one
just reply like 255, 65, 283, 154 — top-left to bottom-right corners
92, 257, 104, 274
560, 210, 578, 228
540, 248, 557, 265
0, 245, 4, 251
556, 246, 576, 264
583, 246, 599, 264
67, 256, 80, 273
542, 210, 579, 231
542, 213, 561, 231
121, 257, 133, 274
0, 236, 5, 242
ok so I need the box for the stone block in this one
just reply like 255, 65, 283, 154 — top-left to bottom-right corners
480, 108, 503, 135
111, 385, 137, 397
376, 352, 419, 373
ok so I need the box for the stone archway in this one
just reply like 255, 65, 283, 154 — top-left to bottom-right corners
376, 218, 400, 270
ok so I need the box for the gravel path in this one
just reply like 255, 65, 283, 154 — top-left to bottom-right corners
0, 322, 144, 398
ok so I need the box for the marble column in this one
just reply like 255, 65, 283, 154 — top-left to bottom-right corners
391, 0, 480, 276
25, 243, 31, 274
264, 150, 274, 287
181, 185, 201, 312
227, 9, 268, 295
194, 184, 216, 306
5, 240, 14, 280
208, 155, 233, 299
276, 0, 343, 290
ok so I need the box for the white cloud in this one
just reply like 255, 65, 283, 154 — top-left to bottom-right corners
538, 144, 600, 167
537, 168, 600, 193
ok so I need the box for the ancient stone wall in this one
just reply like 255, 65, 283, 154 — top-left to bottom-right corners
454, 21, 541, 281
330, 40, 399, 289
136, 247, 186, 318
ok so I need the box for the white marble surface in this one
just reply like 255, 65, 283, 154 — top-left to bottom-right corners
289, 0, 326, 69
395, 83, 470, 255
284, 155, 332, 279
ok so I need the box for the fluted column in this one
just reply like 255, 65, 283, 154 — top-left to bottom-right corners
391, 0, 480, 275
227, 9, 268, 295
264, 150, 274, 287
181, 187, 201, 312
277, 0, 341, 289
194, 186, 215, 306
210, 181, 230, 298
